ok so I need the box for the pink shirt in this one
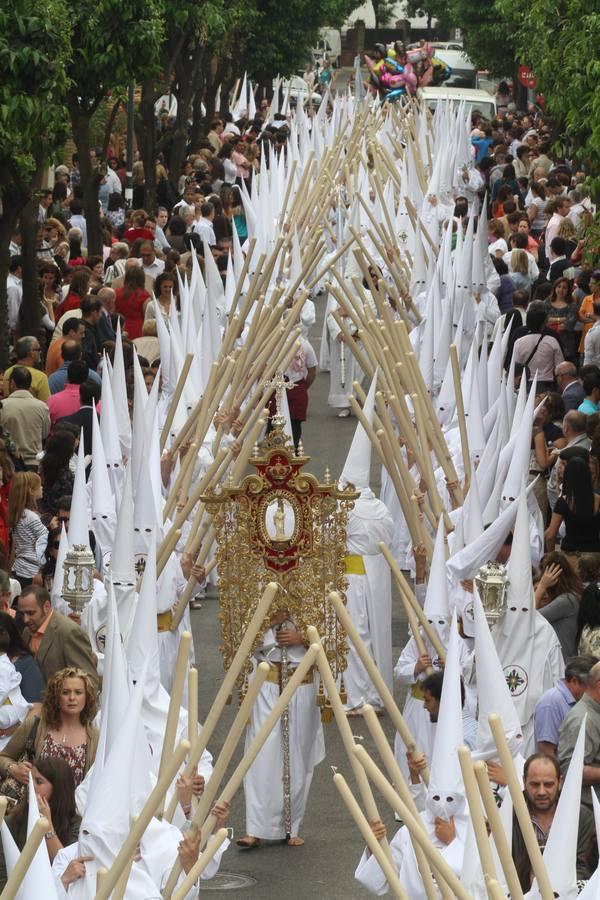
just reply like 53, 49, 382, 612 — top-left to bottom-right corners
46, 383, 82, 429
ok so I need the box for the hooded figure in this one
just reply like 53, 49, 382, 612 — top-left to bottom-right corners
394, 518, 450, 780
339, 373, 395, 713
492, 485, 564, 756
356, 612, 469, 897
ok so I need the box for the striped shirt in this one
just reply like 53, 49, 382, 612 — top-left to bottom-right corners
12, 510, 48, 579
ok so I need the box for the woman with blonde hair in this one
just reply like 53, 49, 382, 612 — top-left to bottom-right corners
509, 248, 533, 296
0, 667, 99, 788
7, 472, 47, 590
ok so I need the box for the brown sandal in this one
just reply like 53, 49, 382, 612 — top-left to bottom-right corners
236, 836, 261, 850
286, 836, 305, 846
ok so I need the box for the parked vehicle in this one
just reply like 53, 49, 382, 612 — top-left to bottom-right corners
311, 28, 342, 67
419, 86, 497, 120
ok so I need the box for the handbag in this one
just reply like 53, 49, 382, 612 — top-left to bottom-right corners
0, 717, 40, 809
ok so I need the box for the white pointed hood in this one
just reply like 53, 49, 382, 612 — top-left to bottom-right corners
339, 370, 377, 493
473, 586, 523, 761
67, 433, 90, 549
501, 375, 538, 506
426, 611, 466, 821
51, 523, 70, 614
111, 320, 132, 455
423, 517, 451, 650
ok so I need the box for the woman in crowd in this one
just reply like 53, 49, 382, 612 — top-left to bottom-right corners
145, 271, 178, 325
115, 264, 151, 340
545, 456, 600, 570
39, 262, 62, 309
0, 440, 14, 565
578, 270, 600, 357
7, 473, 47, 591
509, 248, 534, 297
576, 582, 600, 655
545, 277, 578, 361
527, 181, 548, 238
55, 267, 91, 319
0, 667, 99, 788
488, 219, 508, 257
39, 431, 76, 524
529, 395, 566, 521
534, 551, 582, 658
6, 757, 80, 862
0, 612, 44, 703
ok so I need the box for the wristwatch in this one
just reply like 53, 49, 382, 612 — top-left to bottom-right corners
44, 831, 56, 840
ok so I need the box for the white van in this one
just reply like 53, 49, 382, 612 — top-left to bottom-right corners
419, 86, 497, 121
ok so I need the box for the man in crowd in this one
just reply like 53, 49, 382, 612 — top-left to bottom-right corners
0, 367, 50, 469
558, 660, 600, 811
18, 586, 98, 686
6, 255, 23, 333
512, 753, 594, 890
534, 655, 597, 755
45, 317, 86, 377
139, 240, 165, 283
3, 337, 50, 401
47, 359, 92, 429
48, 340, 101, 394
56, 379, 101, 455
555, 363, 585, 412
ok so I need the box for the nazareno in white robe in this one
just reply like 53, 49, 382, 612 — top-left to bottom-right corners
343, 491, 395, 710
355, 806, 468, 898
242, 625, 325, 840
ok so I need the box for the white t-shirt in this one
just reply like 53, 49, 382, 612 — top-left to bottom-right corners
286, 337, 317, 382
489, 238, 508, 256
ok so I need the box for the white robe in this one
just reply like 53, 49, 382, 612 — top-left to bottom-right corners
343, 493, 395, 710
52, 821, 229, 899
393, 636, 438, 780
326, 302, 361, 409
355, 811, 468, 897
242, 629, 325, 840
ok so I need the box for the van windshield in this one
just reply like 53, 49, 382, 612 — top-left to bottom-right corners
424, 98, 496, 120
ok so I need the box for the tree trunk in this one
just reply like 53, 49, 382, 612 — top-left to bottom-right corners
19, 196, 41, 340
169, 47, 205, 191
189, 79, 206, 151
69, 99, 103, 257
137, 78, 159, 213
0, 206, 20, 368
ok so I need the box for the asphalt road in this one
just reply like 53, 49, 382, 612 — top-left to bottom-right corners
190, 296, 409, 897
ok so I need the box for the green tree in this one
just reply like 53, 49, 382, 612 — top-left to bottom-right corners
497, 0, 600, 166
65, 0, 164, 256
404, 0, 453, 39
0, 0, 71, 365
446, 0, 514, 75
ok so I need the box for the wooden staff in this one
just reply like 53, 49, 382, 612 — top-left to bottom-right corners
277, 159, 298, 230
353, 745, 473, 900
225, 237, 256, 326
188, 667, 199, 752
333, 773, 409, 900
162, 442, 199, 523
156, 631, 193, 816
163, 661, 270, 893
488, 714, 554, 900
0, 816, 49, 900
94, 741, 190, 900
0, 797, 7, 828
450, 343, 471, 493
330, 593, 429, 782
361, 705, 448, 899
162, 645, 321, 898
171, 829, 229, 900
154, 527, 182, 585
163, 582, 279, 822
379, 542, 446, 663
95, 869, 108, 893
160, 447, 229, 555
457, 747, 498, 892
307, 627, 393, 865
160, 353, 194, 452
473, 761, 525, 900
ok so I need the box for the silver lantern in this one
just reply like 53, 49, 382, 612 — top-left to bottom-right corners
62, 544, 95, 615
475, 561, 509, 629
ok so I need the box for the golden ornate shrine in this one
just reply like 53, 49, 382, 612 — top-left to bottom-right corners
202, 376, 358, 714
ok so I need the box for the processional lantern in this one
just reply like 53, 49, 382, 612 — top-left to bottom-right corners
202, 372, 358, 720
475, 561, 509, 629
62, 544, 95, 615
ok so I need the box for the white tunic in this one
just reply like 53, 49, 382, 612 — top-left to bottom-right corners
343, 492, 395, 710
242, 627, 325, 840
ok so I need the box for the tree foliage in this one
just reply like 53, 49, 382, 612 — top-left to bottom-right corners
497, 0, 600, 167
404, 0, 453, 37
446, 0, 514, 75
